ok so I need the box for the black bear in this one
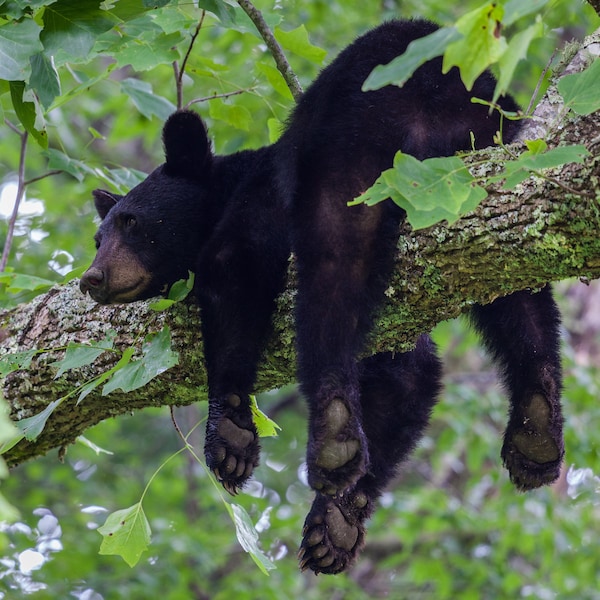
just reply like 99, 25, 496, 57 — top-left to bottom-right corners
80, 19, 564, 574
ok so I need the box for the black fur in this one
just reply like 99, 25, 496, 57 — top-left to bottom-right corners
81, 19, 563, 574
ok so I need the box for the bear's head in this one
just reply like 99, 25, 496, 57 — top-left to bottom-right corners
80, 110, 213, 304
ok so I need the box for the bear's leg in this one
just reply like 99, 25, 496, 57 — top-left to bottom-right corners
299, 338, 442, 574
294, 199, 402, 496
198, 233, 289, 495
470, 285, 564, 490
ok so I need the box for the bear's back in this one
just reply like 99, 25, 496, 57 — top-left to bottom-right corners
279, 19, 519, 189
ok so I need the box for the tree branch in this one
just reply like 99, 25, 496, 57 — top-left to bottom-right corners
0, 125, 28, 272
1, 29, 599, 468
236, 0, 303, 100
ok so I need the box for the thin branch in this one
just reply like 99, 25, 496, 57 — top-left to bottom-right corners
24, 170, 63, 186
4, 119, 21, 135
184, 88, 255, 109
525, 50, 556, 116
0, 124, 28, 272
174, 11, 207, 110
236, 0, 303, 101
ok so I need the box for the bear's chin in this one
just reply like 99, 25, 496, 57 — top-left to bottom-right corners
85, 278, 158, 305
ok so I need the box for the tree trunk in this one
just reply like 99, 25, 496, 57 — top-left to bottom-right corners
1, 30, 599, 468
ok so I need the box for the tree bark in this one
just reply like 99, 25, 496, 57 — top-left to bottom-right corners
1, 30, 599, 468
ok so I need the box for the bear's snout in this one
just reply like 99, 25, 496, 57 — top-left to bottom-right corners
80, 267, 108, 302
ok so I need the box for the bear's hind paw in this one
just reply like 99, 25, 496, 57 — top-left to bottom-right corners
502, 393, 564, 491
298, 490, 369, 575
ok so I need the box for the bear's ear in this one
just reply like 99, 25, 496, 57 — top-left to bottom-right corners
162, 110, 212, 179
93, 189, 122, 220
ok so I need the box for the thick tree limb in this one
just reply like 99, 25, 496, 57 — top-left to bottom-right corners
1, 30, 599, 468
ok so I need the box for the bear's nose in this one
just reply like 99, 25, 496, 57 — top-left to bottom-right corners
80, 267, 105, 295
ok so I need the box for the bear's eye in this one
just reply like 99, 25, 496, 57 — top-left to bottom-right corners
94, 234, 101, 250
124, 216, 137, 230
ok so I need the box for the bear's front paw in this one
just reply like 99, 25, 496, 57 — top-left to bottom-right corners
298, 490, 369, 575
307, 398, 368, 495
204, 394, 260, 495
502, 393, 564, 491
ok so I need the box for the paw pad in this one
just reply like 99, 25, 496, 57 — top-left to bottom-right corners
310, 397, 366, 494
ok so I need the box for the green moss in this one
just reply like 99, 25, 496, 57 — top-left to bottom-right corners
421, 263, 445, 296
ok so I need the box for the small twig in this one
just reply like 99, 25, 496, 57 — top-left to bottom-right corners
540, 174, 595, 198
170, 406, 186, 440
174, 11, 207, 110
4, 119, 21, 135
526, 50, 557, 116
236, 0, 303, 101
25, 170, 63, 186
1, 122, 29, 272
184, 88, 255, 109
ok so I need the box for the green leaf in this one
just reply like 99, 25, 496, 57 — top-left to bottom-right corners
557, 59, 600, 115
0, 349, 38, 377
267, 117, 284, 143
102, 327, 178, 395
78, 347, 135, 404
167, 272, 194, 302
150, 271, 195, 311
29, 52, 61, 109
197, 0, 238, 26
363, 27, 461, 91
52, 332, 116, 378
208, 98, 253, 131
42, 148, 95, 182
9, 80, 48, 148
500, 144, 591, 189
40, 0, 117, 64
250, 396, 281, 438
0, 395, 23, 457
50, 63, 115, 110
120, 78, 176, 120
0, 396, 20, 447
94, 166, 147, 193
442, 3, 507, 90
98, 503, 151, 567
15, 399, 62, 441
0, 18, 43, 81
257, 61, 294, 101
503, 0, 550, 26
524, 139, 548, 154
352, 153, 487, 230
149, 272, 195, 310
228, 503, 275, 574
494, 19, 543, 103
275, 25, 327, 64
1, 271, 55, 294
110, 31, 182, 71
